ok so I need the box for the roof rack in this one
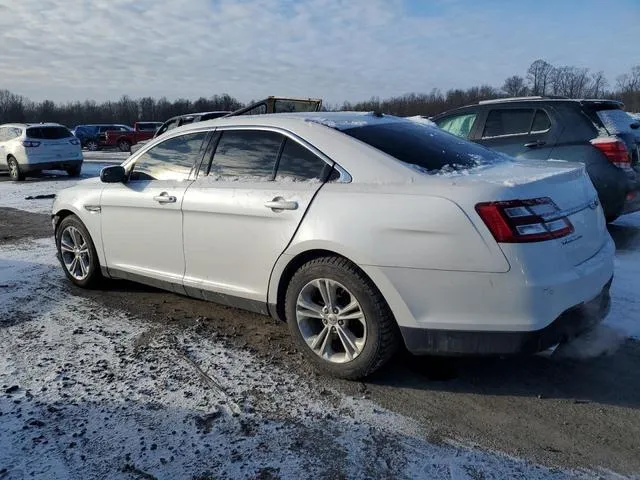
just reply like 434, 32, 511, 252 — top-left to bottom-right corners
478, 96, 570, 105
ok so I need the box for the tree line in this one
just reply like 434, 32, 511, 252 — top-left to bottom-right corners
1, 60, 639, 126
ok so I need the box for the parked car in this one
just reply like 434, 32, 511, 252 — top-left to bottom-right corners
151, 97, 323, 140
52, 112, 613, 379
153, 112, 231, 139
431, 97, 640, 222
72, 124, 132, 151
0, 123, 83, 181
104, 121, 163, 152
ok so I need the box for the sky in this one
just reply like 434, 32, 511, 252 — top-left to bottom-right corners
0, 0, 637, 105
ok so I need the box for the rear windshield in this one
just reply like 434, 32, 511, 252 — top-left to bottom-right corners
27, 126, 73, 140
341, 121, 505, 173
585, 105, 638, 135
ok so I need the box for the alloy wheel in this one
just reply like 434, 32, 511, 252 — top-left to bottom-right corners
60, 226, 91, 281
296, 278, 367, 363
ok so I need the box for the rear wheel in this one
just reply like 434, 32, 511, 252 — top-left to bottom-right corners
7, 156, 25, 181
285, 256, 400, 379
66, 165, 82, 177
55, 215, 101, 288
117, 140, 131, 152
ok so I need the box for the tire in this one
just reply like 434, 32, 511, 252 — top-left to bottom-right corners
285, 256, 400, 380
55, 215, 101, 288
85, 140, 99, 151
118, 140, 131, 152
66, 165, 82, 177
7, 156, 25, 181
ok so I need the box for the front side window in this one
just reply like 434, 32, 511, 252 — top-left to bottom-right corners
436, 113, 477, 138
482, 109, 535, 138
241, 104, 267, 116
131, 131, 208, 181
275, 139, 329, 181
209, 130, 283, 179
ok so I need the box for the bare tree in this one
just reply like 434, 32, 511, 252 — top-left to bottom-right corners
527, 59, 554, 95
502, 75, 528, 97
589, 71, 608, 98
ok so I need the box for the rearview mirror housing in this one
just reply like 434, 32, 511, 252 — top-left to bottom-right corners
100, 165, 126, 183
630, 122, 640, 130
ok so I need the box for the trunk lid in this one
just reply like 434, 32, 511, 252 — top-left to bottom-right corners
457, 160, 607, 266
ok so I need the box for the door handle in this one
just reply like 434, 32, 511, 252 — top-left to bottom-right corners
265, 197, 298, 211
153, 192, 177, 204
524, 140, 546, 148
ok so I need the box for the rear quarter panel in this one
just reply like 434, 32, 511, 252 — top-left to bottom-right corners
277, 182, 510, 272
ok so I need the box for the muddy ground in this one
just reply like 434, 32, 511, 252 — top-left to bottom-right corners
2, 206, 640, 476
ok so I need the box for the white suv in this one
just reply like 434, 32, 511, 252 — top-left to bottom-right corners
0, 123, 83, 181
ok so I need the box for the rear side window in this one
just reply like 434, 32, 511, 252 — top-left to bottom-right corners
342, 121, 504, 173
482, 109, 535, 138
436, 113, 477, 138
531, 110, 551, 132
26, 126, 73, 139
275, 139, 329, 181
209, 130, 283, 179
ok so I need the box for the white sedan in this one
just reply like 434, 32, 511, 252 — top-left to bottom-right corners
52, 112, 614, 379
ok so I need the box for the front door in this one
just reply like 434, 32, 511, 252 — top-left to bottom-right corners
100, 130, 209, 290
181, 128, 332, 308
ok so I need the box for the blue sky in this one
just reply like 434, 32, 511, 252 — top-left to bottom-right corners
0, 0, 637, 104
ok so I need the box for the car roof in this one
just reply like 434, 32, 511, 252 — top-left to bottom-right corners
433, 97, 624, 119
1, 122, 65, 128
176, 111, 401, 133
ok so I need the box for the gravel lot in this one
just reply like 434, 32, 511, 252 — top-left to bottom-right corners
1, 157, 639, 479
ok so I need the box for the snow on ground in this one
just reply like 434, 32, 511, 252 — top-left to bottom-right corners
0, 239, 600, 480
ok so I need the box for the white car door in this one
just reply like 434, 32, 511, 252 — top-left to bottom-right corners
100, 130, 210, 290
181, 128, 335, 311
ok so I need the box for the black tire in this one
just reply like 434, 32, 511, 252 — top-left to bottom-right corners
7, 156, 25, 181
85, 140, 99, 151
66, 165, 82, 177
55, 215, 102, 288
118, 140, 131, 152
285, 256, 400, 380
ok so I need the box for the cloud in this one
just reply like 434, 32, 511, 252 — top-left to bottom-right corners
0, 0, 637, 104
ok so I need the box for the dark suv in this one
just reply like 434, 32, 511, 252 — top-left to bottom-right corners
72, 124, 132, 151
432, 97, 640, 221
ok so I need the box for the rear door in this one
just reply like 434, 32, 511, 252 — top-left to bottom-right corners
474, 107, 559, 159
181, 128, 333, 308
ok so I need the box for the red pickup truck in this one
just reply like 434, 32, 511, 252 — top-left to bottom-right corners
104, 122, 163, 152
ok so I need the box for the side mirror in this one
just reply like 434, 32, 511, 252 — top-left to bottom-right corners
630, 122, 639, 130
100, 165, 126, 183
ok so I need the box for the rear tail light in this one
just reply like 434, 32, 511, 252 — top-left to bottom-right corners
22, 140, 41, 147
69, 138, 80, 145
590, 137, 631, 169
476, 197, 574, 243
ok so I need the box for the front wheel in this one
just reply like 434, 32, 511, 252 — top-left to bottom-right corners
7, 156, 25, 181
85, 140, 99, 151
285, 256, 400, 379
55, 215, 101, 288
118, 140, 131, 152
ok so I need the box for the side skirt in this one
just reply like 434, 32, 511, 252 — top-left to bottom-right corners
106, 267, 269, 316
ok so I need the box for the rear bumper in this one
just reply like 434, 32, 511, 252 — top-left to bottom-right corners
22, 160, 83, 173
401, 277, 612, 355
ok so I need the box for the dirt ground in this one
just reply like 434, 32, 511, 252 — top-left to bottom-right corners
2, 206, 640, 476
